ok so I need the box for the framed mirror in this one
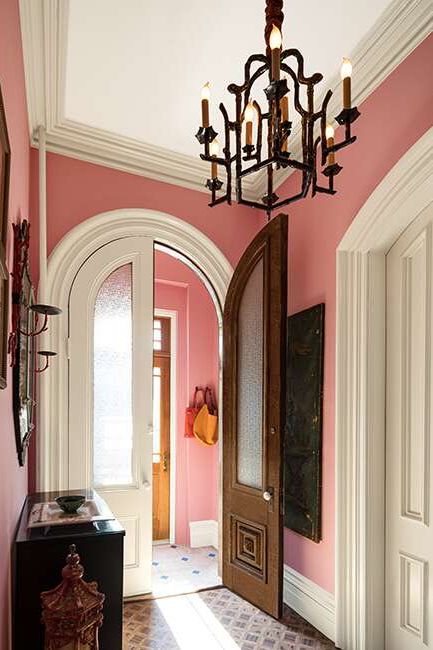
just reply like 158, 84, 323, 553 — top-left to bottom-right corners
9, 220, 36, 466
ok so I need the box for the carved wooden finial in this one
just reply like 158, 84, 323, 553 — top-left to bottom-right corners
41, 544, 105, 649
61, 543, 84, 581
265, 0, 284, 53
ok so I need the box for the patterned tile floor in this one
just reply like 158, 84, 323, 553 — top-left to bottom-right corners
123, 587, 336, 649
146, 544, 222, 599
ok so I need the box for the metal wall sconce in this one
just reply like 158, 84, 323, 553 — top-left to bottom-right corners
36, 350, 57, 373
27, 303, 62, 338
8, 221, 61, 367
8, 220, 62, 465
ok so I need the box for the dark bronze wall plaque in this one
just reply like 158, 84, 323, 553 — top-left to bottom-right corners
284, 303, 324, 542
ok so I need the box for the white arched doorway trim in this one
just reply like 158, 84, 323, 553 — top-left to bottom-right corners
38, 208, 233, 493
336, 127, 433, 650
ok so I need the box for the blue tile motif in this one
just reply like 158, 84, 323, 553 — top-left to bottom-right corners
192, 570, 200, 575
152, 561, 159, 566
208, 553, 216, 558
160, 575, 169, 580
181, 557, 189, 561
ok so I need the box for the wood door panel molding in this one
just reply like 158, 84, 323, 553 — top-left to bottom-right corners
231, 514, 267, 580
223, 213, 288, 619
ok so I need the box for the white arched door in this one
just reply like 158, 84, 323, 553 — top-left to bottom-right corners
68, 236, 154, 597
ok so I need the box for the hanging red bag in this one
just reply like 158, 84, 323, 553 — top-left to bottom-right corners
184, 387, 205, 438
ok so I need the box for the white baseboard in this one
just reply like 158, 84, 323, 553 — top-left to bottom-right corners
189, 520, 219, 549
283, 564, 335, 643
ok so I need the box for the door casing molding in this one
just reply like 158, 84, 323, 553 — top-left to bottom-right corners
38, 208, 233, 493
335, 127, 433, 649
154, 308, 177, 546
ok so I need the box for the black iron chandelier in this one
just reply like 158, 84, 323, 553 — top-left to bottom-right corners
196, 0, 360, 219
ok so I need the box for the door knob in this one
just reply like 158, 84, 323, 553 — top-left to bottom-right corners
263, 488, 274, 502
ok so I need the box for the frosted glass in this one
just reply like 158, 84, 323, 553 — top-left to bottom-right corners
237, 257, 264, 489
93, 264, 133, 486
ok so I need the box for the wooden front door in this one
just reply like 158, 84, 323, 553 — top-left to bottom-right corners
223, 213, 288, 618
152, 317, 171, 541
68, 236, 154, 597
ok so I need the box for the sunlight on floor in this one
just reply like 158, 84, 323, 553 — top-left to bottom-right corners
156, 593, 239, 650
150, 544, 222, 598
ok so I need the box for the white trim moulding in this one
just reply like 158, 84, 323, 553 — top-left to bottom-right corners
335, 128, 433, 650
19, 0, 433, 201
283, 565, 335, 643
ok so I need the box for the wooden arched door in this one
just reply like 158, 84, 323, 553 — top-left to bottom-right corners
223, 214, 288, 618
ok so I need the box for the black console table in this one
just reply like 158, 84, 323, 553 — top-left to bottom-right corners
13, 489, 125, 650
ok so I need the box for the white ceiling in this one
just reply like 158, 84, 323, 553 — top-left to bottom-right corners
64, 0, 393, 159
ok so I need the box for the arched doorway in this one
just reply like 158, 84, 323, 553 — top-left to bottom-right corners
37, 209, 232, 595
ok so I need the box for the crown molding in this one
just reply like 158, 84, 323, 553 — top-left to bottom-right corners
20, 0, 433, 202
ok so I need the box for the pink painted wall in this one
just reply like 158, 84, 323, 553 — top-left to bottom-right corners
29, 152, 262, 270
27, 154, 261, 490
0, 0, 31, 647
282, 34, 433, 594
26, 31, 433, 598
155, 251, 219, 545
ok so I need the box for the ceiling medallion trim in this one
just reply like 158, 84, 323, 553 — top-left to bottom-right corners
19, 0, 433, 200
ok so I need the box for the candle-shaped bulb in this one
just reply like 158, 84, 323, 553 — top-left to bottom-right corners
269, 25, 282, 81
340, 58, 352, 79
340, 58, 352, 109
269, 25, 282, 50
201, 82, 210, 127
326, 124, 335, 166
325, 124, 335, 140
201, 82, 211, 101
244, 102, 255, 123
244, 102, 255, 146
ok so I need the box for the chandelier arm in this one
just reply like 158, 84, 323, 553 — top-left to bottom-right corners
209, 195, 230, 208
281, 64, 307, 117
234, 92, 243, 204
228, 54, 268, 95
319, 89, 333, 166
271, 170, 313, 210
220, 102, 232, 204
281, 49, 323, 85
312, 136, 335, 196
237, 196, 276, 211
253, 100, 263, 163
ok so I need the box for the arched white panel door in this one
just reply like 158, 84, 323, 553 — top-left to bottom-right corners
68, 236, 154, 597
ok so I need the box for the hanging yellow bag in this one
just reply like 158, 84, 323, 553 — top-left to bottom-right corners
193, 386, 218, 446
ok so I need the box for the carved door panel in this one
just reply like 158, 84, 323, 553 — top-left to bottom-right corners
223, 213, 287, 618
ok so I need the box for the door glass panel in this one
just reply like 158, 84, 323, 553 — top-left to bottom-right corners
93, 264, 133, 486
237, 257, 264, 489
153, 320, 162, 350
